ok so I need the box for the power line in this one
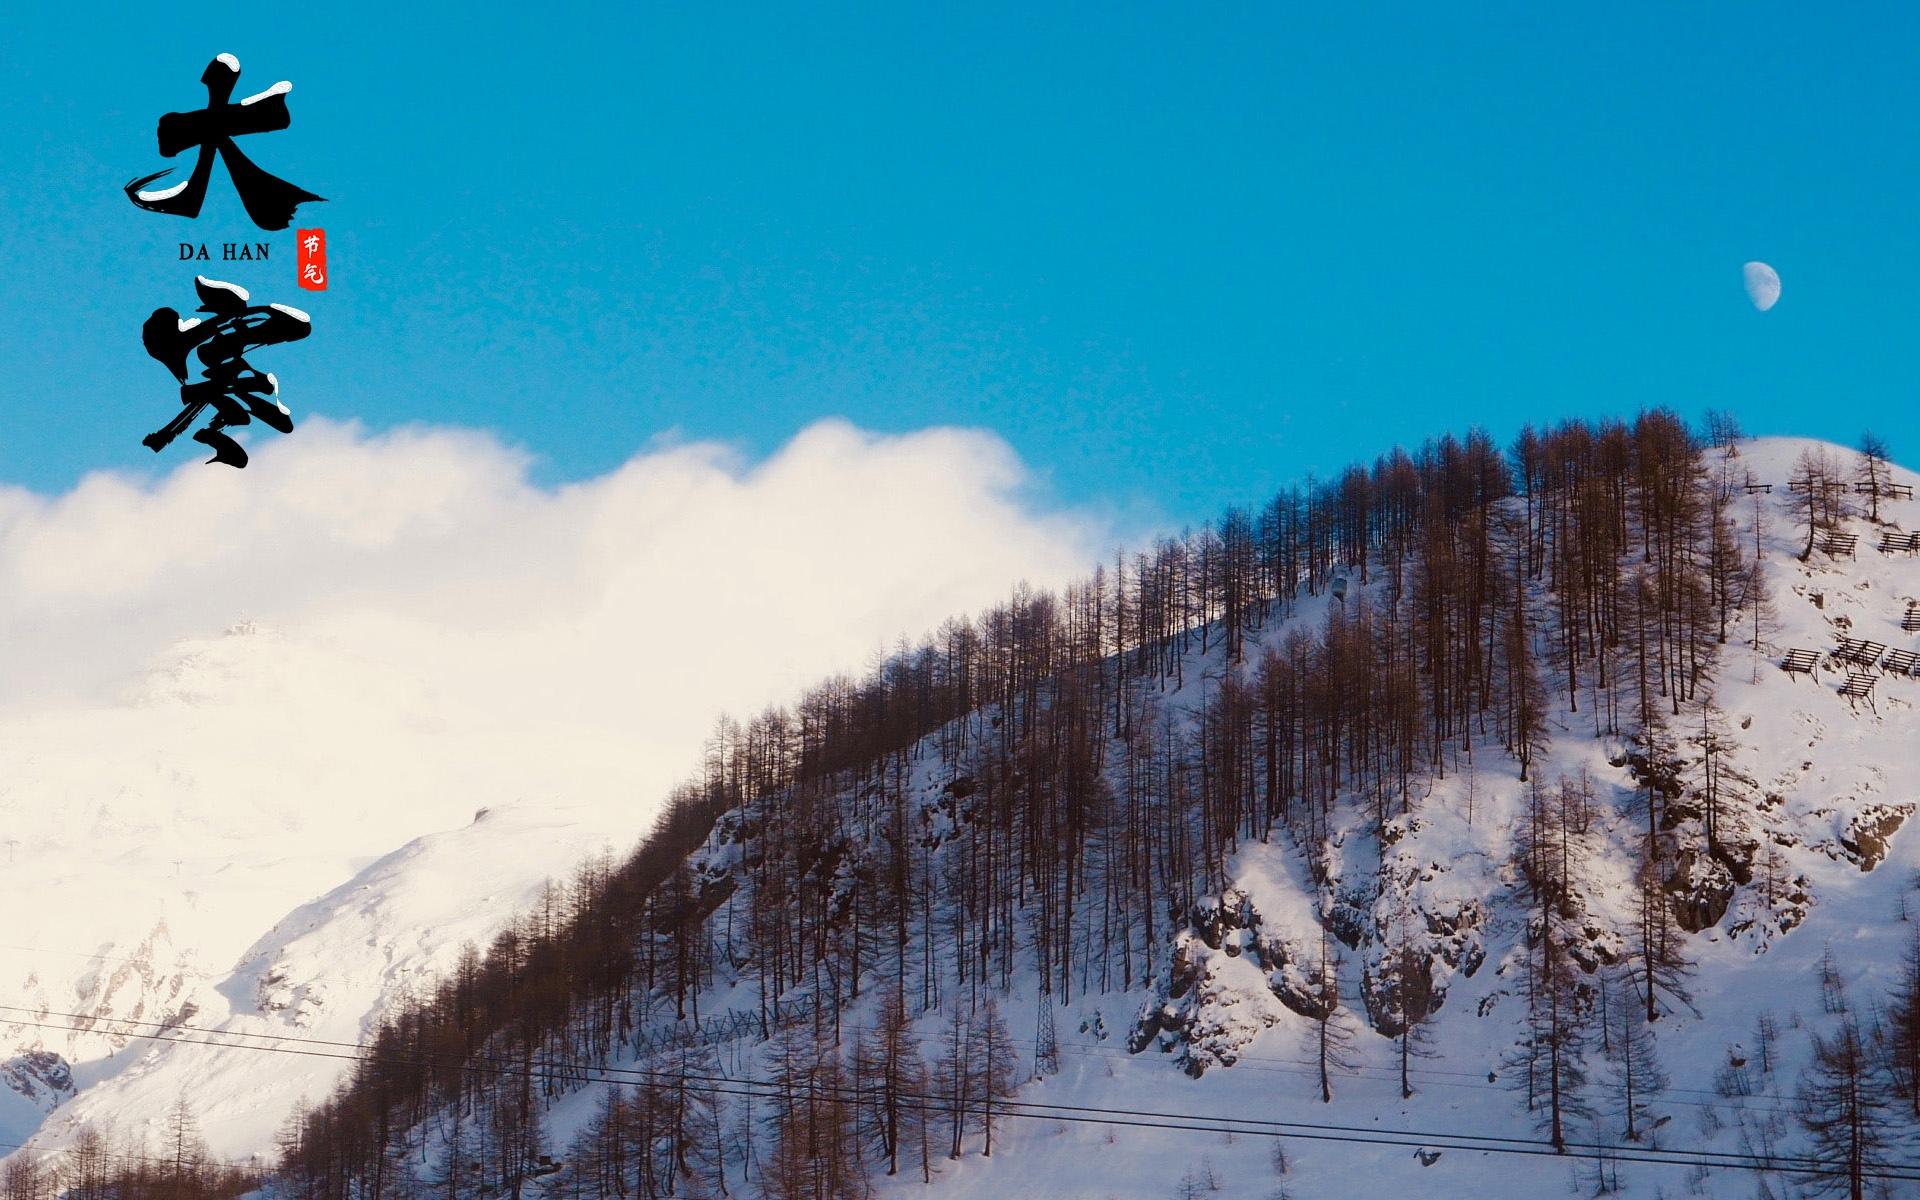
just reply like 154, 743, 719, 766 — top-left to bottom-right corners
1073, 1028, 1808, 1106
13, 1008, 1898, 1182
0, 1004, 1826, 1167
3, 1003, 1819, 1159
1061, 1042, 1810, 1120
2, 1005, 1908, 1185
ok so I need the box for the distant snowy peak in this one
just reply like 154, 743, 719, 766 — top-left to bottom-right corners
0, 617, 655, 1156
19, 798, 635, 1159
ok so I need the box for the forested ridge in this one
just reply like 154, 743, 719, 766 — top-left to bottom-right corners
29, 412, 1920, 1200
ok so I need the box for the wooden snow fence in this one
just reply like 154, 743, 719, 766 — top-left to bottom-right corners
1834, 637, 1887, 669
1780, 649, 1821, 679
1882, 649, 1920, 679
1840, 672, 1878, 707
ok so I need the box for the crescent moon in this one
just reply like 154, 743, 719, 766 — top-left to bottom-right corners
1743, 261, 1781, 312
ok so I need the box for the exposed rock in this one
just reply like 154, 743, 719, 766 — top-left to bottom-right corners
1621, 750, 1685, 802
1188, 890, 1261, 952
1325, 894, 1370, 951
1566, 921, 1626, 972
1416, 899, 1485, 977
1360, 954, 1435, 1038
1661, 798, 1703, 831
1667, 848, 1736, 932
1, 1049, 75, 1110
1128, 929, 1287, 1076
1839, 804, 1913, 873
1710, 838, 1759, 887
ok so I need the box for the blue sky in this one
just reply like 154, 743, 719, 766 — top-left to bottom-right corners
2, 3, 1915, 522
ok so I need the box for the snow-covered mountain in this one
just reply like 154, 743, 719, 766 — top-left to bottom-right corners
906, 436, 1920, 1199
768, 436, 1920, 1200
0, 624, 655, 1158
912, 435, 1920, 1199
10, 434, 1920, 1200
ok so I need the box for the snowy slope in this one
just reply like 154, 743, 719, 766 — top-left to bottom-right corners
861, 436, 1920, 1199
489, 436, 1920, 1200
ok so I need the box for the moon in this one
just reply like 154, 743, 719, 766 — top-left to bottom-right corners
1743, 261, 1781, 311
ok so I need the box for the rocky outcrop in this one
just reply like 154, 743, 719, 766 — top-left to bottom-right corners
1129, 890, 1320, 1074
1, 1050, 74, 1112
1839, 804, 1912, 873
1667, 847, 1738, 933
1129, 924, 1288, 1077
1133, 874, 1489, 1068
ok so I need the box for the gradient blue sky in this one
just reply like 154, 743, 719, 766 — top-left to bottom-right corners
2, 3, 1915, 522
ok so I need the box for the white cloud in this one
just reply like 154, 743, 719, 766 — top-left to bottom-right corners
0, 417, 1095, 720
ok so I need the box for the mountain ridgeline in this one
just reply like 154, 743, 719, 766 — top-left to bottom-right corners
131, 414, 1912, 1200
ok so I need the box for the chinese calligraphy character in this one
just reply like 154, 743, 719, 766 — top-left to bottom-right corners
124, 54, 324, 231
141, 275, 311, 468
